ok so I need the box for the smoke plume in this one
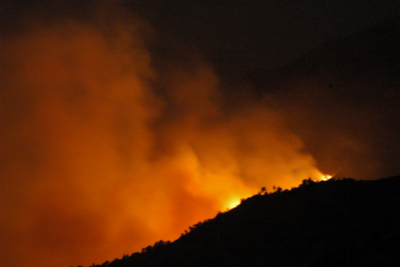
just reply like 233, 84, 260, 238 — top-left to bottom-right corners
0, 2, 326, 266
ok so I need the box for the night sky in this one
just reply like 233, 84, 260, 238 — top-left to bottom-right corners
1, 1, 400, 267
129, 0, 400, 79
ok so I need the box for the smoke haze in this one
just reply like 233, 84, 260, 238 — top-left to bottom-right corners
1, 1, 389, 267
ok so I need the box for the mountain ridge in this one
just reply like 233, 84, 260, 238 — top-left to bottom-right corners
245, 16, 400, 94
86, 175, 400, 267
244, 16, 400, 180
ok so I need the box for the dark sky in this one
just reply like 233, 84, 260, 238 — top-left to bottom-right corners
3, 0, 400, 79
128, 0, 400, 79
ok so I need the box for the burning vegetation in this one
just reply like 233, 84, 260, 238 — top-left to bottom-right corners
88, 176, 400, 267
1, 2, 400, 267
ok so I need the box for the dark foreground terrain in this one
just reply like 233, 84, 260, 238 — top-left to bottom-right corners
86, 176, 400, 267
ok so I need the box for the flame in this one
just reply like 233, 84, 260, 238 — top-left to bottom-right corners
225, 198, 242, 210
321, 175, 333, 181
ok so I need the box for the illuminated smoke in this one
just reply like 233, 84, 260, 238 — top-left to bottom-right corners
0, 3, 326, 267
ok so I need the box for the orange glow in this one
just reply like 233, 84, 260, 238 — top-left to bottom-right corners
225, 198, 242, 210
0, 5, 332, 267
321, 175, 333, 181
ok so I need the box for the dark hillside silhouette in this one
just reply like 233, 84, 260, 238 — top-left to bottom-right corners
245, 17, 400, 180
87, 176, 400, 266
246, 17, 400, 91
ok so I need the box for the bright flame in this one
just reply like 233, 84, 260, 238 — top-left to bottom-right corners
321, 175, 333, 181
225, 198, 242, 210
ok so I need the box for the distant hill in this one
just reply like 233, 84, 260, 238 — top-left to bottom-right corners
87, 176, 400, 266
244, 17, 400, 180
246, 17, 400, 92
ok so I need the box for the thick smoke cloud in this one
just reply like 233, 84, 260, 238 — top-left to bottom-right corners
0, 2, 326, 267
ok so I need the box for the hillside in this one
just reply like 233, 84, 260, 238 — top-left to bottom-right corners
245, 17, 400, 180
246, 17, 400, 91
87, 176, 400, 266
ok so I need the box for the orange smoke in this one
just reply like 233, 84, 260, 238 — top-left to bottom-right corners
0, 6, 326, 267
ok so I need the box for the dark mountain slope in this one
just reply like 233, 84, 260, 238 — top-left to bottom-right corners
245, 18, 400, 179
246, 17, 400, 91
90, 176, 400, 267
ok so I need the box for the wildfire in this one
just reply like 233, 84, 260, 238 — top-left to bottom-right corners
321, 175, 333, 181
226, 198, 242, 210
0, 5, 341, 267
